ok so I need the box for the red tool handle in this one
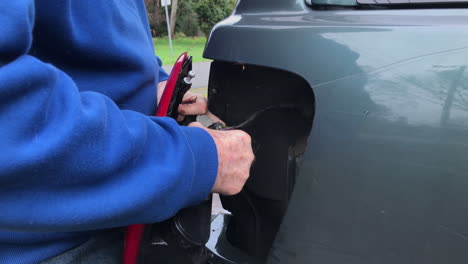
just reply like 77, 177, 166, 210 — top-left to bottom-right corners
123, 52, 189, 264
156, 52, 188, 117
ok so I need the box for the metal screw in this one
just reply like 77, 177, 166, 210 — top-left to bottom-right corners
184, 71, 196, 84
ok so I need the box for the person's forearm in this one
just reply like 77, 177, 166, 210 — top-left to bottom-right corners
0, 1, 217, 232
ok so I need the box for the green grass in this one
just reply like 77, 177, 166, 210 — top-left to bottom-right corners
153, 37, 211, 65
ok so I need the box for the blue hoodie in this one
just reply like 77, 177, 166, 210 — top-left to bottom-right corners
0, 1, 218, 263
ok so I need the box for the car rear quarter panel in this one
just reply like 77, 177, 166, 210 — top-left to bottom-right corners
204, 1, 468, 263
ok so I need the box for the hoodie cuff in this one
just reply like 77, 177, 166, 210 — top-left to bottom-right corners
179, 126, 218, 207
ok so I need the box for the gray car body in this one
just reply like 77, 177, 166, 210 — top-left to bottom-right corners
204, 1, 468, 263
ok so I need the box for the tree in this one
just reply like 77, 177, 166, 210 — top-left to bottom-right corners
145, 0, 162, 37
169, 0, 179, 39
174, 0, 199, 37
194, 0, 236, 37
153, 0, 160, 33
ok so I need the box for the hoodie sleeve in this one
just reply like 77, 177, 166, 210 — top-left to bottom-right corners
0, 0, 217, 232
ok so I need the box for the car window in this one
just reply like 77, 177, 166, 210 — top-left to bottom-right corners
306, 0, 357, 5
307, 0, 468, 5
358, 0, 468, 4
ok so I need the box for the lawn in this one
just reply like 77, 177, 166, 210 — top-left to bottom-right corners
153, 37, 211, 65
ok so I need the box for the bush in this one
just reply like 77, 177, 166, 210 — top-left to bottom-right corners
174, 32, 187, 38
151, 0, 200, 37
145, 0, 235, 38
194, 0, 236, 37
175, 0, 200, 37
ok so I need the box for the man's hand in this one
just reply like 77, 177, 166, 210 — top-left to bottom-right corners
157, 81, 167, 104
157, 81, 206, 116
178, 91, 208, 117
189, 122, 254, 196
177, 92, 225, 124
157, 82, 219, 122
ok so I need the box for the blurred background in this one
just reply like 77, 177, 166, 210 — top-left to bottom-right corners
144, 0, 236, 65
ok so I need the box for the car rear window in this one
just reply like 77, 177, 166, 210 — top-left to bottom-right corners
307, 0, 468, 6
358, 0, 468, 4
